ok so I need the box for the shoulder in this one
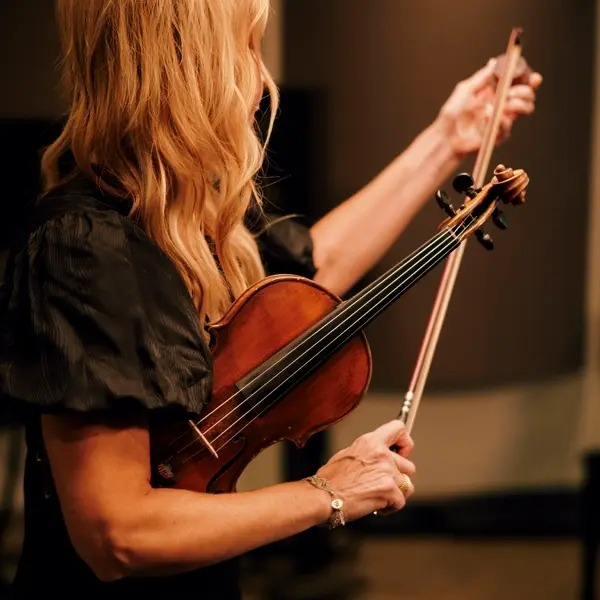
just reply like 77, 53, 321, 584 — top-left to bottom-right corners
13, 176, 189, 303
28, 178, 157, 266
0, 177, 211, 420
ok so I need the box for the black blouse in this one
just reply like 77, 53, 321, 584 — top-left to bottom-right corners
0, 174, 317, 598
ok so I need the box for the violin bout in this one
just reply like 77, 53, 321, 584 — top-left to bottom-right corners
150, 276, 373, 495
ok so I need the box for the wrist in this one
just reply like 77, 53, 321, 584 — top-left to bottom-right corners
430, 113, 468, 164
298, 478, 334, 526
303, 475, 346, 529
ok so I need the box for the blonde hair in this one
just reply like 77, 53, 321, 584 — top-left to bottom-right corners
42, 0, 279, 335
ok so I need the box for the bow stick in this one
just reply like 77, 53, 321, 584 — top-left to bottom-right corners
399, 28, 527, 434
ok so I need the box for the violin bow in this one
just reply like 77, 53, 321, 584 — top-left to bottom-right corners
399, 28, 525, 434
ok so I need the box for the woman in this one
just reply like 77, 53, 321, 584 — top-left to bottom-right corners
0, 0, 541, 597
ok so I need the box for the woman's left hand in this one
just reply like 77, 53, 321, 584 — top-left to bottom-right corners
436, 58, 543, 157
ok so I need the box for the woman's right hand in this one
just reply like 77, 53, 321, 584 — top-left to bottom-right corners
315, 420, 415, 522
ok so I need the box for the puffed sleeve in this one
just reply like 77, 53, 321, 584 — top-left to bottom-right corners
0, 209, 213, 420
249, 208, 317, 279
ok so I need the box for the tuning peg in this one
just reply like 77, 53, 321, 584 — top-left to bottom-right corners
435, 189, 456, 217
452, 173, 476, 197
475, 228, 494, 250
492, 208, 508, 230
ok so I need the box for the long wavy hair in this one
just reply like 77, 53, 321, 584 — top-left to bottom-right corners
42, 0, 278, 335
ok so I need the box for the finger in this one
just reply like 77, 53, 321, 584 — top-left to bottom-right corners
376, 473, 413, 514
507, 84, 536, 103
374, 506, 397, 517
495, 114, 513, 146
384, 486, 407, 513
372, 419, 414, 450
504, 97, 535, 116
528, 72, 543, 89
501, 114, 513, 132
458, 59, 497, 95
390, 452, 416, 478
391, 468, 415, 496
398, 439, 414, 458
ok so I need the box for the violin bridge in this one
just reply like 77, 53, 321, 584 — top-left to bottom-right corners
188, 419, 219, 458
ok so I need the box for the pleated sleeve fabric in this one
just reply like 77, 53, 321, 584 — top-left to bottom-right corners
0, 207, 213, 419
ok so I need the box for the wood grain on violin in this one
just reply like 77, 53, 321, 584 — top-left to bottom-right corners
151, 165, 530, 495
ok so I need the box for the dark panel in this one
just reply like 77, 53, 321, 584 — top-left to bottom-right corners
0, 0, 63, 119
257, 88, 328, 221
285, 0, 594, 392
350, 487, 580, 538
0, 119, 64, 248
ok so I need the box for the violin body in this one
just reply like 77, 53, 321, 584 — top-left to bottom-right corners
151, 275, 372, 494
150, 165, 529, 495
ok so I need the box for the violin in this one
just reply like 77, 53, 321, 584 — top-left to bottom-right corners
152, 164, 529, 494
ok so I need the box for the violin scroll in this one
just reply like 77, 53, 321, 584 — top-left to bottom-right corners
435, 164, 530, 249
490, 164, 529, 205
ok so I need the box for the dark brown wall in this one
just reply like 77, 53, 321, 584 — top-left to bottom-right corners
0, 0, 593, 392
0, 0, 62, 118
285, 0, 595, 392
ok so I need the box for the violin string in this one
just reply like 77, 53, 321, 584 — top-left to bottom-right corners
183, 229, 463, 463
207, 223, 464, 425
164, 224, 457, 452
205, 231, 462, 447
175, 225, 465, 461
176, 224, 468, 464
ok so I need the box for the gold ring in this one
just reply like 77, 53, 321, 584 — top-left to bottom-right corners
399, 473, 411, 494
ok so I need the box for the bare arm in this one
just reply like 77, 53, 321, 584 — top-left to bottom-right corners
310, 61, 541, 297
42, 413, 332, 582
42, 413, 416, 583
311, 119, 459, 296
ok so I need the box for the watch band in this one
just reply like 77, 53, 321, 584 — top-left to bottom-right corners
304, 475, 346, 529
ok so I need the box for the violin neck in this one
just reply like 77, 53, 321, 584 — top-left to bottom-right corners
235, 224, 464, 412
327, 225, 462, 338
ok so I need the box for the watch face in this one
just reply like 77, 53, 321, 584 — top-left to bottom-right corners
331, 498, 344, 510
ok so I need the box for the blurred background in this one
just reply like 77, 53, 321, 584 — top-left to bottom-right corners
0, 1, 599, 599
